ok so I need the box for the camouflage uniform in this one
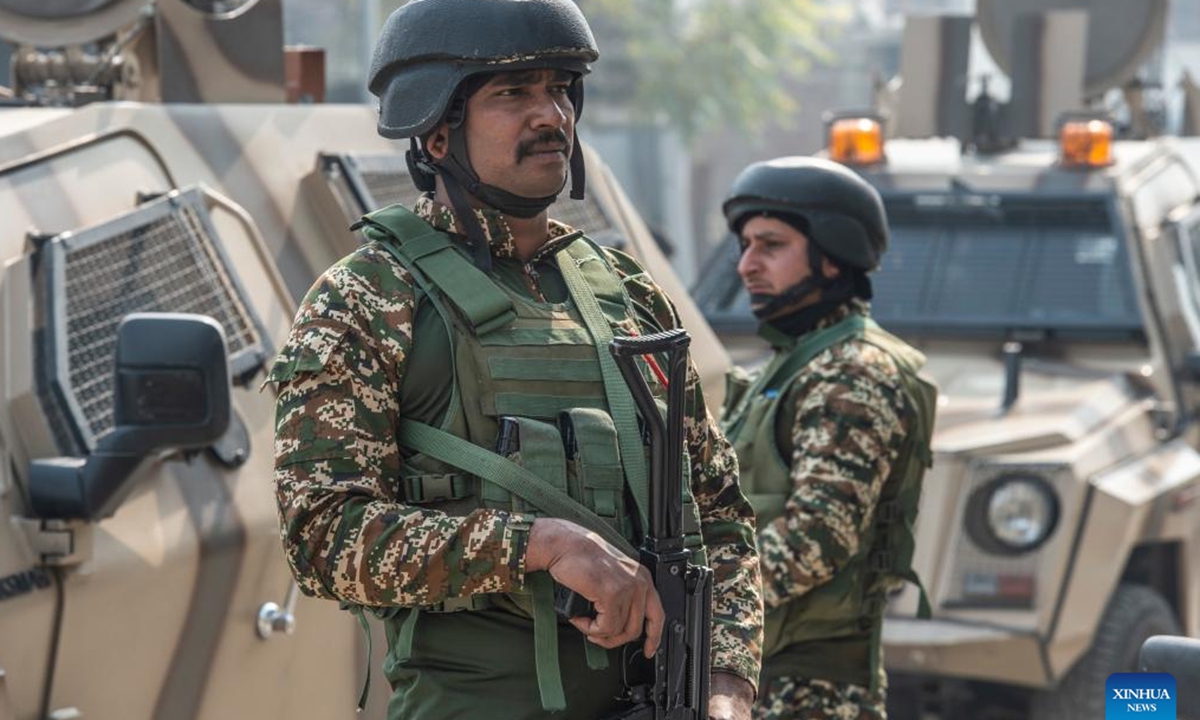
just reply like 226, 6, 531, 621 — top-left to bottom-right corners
269, 196, 763, 711
752, 298, 909, 720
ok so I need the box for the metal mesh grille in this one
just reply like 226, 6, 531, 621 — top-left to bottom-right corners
58, 203, 259, 441
360, 170, 424, 212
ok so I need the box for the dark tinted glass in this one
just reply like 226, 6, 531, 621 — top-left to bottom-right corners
872, 195, 1141, 337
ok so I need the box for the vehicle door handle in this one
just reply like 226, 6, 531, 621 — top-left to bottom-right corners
256, 580, 298, 639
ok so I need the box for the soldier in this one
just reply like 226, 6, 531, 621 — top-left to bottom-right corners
719, 157, 936, 720
267, 1, 762, 719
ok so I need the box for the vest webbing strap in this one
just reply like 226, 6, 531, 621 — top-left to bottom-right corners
526, 571, 566, 711
558, 241, 651, 535
351, 606, 373, 712
398, 419, 638, 557
726, 315, 870, 439
361, 207, 516, 336
765, 315, 871, 392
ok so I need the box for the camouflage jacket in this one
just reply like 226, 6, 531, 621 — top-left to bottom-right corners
759, 299, 910, 610
269, 196, 763, 687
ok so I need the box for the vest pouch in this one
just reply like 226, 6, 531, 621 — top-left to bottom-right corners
722, 365, 754, 421
484, 417, 568, 516
764, 564, 867, 659
730, 387, 794, 533
559, 408, 627, 538
474, 415, 567, 624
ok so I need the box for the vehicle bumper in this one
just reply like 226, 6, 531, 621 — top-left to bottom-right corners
883, 617, 1050, 687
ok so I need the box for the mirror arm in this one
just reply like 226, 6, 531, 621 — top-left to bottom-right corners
29, 427, 152, 520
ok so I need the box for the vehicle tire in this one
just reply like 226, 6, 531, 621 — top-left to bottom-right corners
1031, 584, 1180, 720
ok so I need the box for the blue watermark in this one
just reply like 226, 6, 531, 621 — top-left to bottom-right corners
1107, 673, 1176, 719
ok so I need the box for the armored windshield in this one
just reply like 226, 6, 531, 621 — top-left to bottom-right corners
695, 194, 1143, 341
872, 195, 1142, 339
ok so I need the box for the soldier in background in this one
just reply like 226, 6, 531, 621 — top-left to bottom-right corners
719, 157, 936, 720
267, 1, 762, 718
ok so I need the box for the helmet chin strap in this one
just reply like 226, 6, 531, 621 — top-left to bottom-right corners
441, 171, 496, 272
750, 276, 827, 320
403, 79, 589, 270
749, 241, 836, 319
433, 78, 588, 219
434, 76, 588, 216
439, 126, 563, 219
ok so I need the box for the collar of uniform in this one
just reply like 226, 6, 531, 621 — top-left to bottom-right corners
759, 297, 873, 348
413, 194, 579, 262
813, 297, 872, 332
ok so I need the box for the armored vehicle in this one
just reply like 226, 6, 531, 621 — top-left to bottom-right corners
696, 1, 1200, 717
0, 2, 729, 719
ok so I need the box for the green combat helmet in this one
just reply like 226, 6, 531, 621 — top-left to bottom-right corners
367, 0, 599, 268
722, 156, 890, 317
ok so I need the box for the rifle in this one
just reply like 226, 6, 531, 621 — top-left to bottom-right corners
556, 328, 714, 719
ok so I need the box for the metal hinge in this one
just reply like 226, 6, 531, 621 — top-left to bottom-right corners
10, 517, 92, 567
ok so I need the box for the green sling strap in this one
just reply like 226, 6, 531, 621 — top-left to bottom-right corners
725, 315, 870, 439
399, 418, 633, 710
359, 206, 516, 336
558, 240, 651, 536
398, 419, 638, 557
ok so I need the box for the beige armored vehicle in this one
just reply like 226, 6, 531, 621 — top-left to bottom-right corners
696, 1, 1200, 717
0, 2, 728, 719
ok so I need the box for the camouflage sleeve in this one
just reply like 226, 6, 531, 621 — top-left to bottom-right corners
607, 248, 764, 690
758, 341, 909, 609
270, 246, 533, 607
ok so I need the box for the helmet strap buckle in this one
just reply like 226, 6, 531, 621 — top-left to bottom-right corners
407, 138, 438, 192
445, 94, 468, 129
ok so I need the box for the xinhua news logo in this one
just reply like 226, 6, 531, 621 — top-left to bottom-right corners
1107, 673, 1176, 719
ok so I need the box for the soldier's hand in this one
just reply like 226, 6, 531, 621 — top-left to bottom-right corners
708, 672, 755, 720
525, 518, 664, 658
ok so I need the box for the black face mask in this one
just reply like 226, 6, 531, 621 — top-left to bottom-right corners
762, 271, 873, 338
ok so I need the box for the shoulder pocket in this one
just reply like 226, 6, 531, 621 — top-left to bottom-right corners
267, 321, 351, 385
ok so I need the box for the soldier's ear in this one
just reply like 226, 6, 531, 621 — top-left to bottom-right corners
425, 124, 450, 160
821, 257, 841, 279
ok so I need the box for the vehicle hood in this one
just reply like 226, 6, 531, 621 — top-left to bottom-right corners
924, 354, 1148, 456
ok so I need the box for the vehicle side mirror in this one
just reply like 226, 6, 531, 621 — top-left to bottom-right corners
29, 313, 232, 520
1140, 635, 1200, 720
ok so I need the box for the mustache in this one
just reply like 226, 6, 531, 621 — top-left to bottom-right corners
516, 129, 571, 162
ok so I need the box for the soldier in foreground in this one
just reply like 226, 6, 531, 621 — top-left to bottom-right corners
719, 157, 936, 720
267, 1, 762, 718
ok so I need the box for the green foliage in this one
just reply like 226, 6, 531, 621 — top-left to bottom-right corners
579, 0, 836, 143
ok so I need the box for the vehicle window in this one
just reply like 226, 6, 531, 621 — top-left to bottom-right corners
872, 195, 1142, 339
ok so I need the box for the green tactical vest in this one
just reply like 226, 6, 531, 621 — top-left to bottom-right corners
721, 314, 936, 692
354, 204, 705, 718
